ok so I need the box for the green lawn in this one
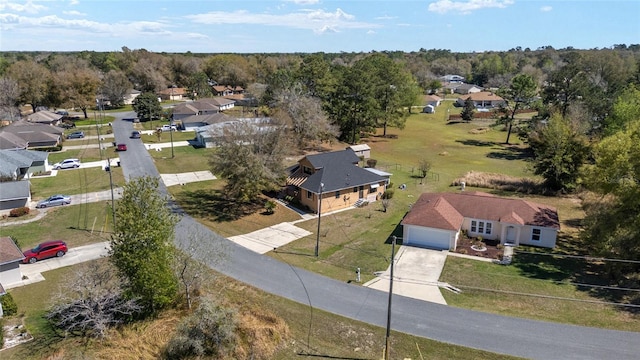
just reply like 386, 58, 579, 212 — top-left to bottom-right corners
0, 201, 113, 249
151, 146, 215, 174
30, 166, 125, 199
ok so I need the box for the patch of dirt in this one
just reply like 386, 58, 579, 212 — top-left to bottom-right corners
1, 317, 33, 350
455, 236, 504, 260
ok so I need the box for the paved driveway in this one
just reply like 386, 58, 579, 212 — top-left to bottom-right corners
364, 246, 449, 304
228, 223, 312, 254
6, 242, 110, 289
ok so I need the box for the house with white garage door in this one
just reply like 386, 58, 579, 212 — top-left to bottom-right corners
401, 192, 560, 250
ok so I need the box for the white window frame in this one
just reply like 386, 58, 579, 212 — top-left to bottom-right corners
531, 228, 541, 241
470, 219, 492, 235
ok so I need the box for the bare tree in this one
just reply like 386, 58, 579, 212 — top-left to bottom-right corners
173, 229, 226, 310
46, 261, 141, 339
0, 77, 20, 120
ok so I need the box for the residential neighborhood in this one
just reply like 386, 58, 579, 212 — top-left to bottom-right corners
0, 44, 639, 360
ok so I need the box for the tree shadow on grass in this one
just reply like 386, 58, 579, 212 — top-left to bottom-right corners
486, 147, 533, 161
513, 239, 640, 315
175, 189, 262, 222
455, 139, 498, 147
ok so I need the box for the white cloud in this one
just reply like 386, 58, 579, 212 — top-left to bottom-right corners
375, 14, 397, 20
285, 0, 321, 4
428, 0, 514, 15
63, 10, 85, 16
367, 30, 376, 35
186, 8, 379, 33
0, 0, 47, 14
540, 5, 552, 12
69, 0, 79, 5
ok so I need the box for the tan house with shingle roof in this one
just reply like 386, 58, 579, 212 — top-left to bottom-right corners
456, 91, 506, 109
402, 192, 559, 250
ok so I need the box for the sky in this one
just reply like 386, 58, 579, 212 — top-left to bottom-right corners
0, 0, 639, 53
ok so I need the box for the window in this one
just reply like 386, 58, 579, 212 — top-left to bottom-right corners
353, 187, 358, 193
307, 190, 313, 199
470, 220, 492, 235
532, 228, 541, 241
303, 166, 313, 175
335, 191, 340, 199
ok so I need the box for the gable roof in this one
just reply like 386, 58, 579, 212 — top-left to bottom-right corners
290, 149, 387, 193
0, 149, 48, 177
0, 180, 31, 201
26, 110, 63, 124
458, 91, 505, 102
0, 131, 28, 150
402, 192, 560, 230
158, 87, 187, 96
183, 112, 235, 126
0, 236, 25, 266
172, 101, 219, 115
200, 97, 235, 107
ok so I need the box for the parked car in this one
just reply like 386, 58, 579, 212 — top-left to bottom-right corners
55, 110, 69, 116
66, 131, 85, 139
53, 158, 81, 170
22, 240, 68, 264
130, 131, 141, 139
116, 143, 127, 151
36, 194, 71, 208
158, 124, 177, 132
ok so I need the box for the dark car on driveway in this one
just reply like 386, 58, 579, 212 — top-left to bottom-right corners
22, 240, 68, 264
36, 194, 71, 208
66, 131, 85, 139
130, 131, 141, 139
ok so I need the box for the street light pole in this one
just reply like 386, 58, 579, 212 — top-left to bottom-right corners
314, 182, 324, 257
170, 125, 174, 158
384, 235, 397, 360
106, 157, 116, 229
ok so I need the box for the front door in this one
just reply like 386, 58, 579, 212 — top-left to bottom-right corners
359, 186, 364, 199
505, 226, 516, 245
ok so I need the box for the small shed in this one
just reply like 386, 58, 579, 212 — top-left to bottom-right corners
0, 236, 25, 289
422, 105, 435, 114
348, 144, 371, 159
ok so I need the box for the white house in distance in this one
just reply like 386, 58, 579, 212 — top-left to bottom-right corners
401, 192, 560, 250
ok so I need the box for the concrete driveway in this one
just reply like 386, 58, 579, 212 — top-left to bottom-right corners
363, 246, 449, 305
6, 242, 110, 289
228, 223, 312, 254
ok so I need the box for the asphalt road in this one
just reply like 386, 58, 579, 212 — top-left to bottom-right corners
110, 112, 640, 360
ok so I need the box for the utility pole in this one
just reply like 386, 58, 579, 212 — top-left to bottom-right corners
170, 124, 175, 158
314, 182, 324, 257
384, 235, 397, 360
106, 157, 116, 229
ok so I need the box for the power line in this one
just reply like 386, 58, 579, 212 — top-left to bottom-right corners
515, 250, 640, 264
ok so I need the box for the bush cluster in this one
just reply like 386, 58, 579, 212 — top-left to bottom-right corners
9, 207, 30, 217
1, 292, 18, 316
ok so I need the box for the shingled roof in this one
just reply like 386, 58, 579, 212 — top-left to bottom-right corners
289, 149, 386, 193
0, 236, 24, 266
402, 192, 559, 230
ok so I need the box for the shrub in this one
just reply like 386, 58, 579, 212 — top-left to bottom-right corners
0, 317, 3, 345
1, 292, 18, 316
9, 207, 29, 217
381, 189, 394, 199
164, 300, 238, 359
366, 158, 377, 168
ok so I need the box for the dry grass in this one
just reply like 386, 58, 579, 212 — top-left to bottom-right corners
452, 170, 546, 194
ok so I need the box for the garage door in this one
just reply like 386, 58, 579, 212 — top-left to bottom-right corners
405, 225, 451, 250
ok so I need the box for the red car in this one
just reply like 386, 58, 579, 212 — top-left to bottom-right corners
116, 143, 127, 151
22, 240, 68, 264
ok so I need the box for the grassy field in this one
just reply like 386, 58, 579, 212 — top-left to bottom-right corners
151, 146, 215, 174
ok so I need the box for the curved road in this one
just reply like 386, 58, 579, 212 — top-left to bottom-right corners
110, 114, 639, 360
